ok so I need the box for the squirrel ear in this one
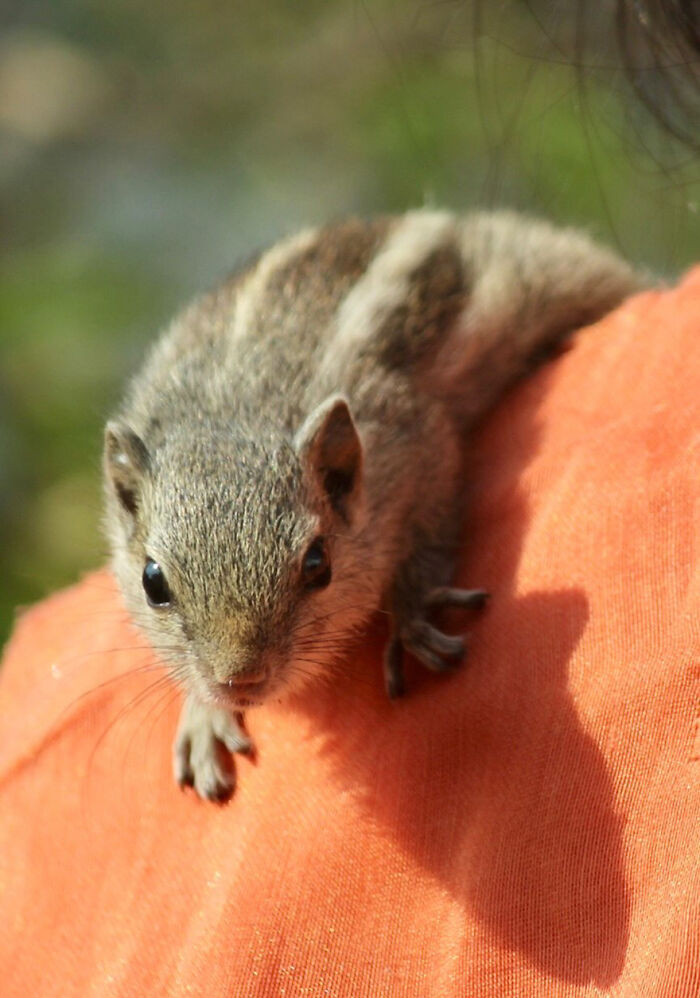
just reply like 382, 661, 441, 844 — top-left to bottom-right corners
294, 396, 362, 517
104, 421, 150, 516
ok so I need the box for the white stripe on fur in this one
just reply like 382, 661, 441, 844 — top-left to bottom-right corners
230, 227, 319, 343
334, 211, 455, 350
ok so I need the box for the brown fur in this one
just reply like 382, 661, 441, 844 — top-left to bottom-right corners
103, 210, 643, 799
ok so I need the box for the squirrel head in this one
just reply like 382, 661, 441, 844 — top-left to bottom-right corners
104, 396, 377, 708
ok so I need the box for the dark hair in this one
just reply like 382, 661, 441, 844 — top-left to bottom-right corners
613, 0, 699, 149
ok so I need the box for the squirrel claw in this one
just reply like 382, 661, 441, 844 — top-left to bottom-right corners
175, 739, 235, 802
384, 585, 489, 696
424, 586, 490, 610
383, 617, 468, 697
383, 636, 406, 699
173, 698, 252, 802
403, 619, 466, 672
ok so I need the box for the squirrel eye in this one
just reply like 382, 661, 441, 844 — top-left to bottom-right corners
302, 537, 331, 590
142, 558, 171, 607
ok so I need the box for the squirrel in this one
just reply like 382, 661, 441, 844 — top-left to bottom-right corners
103, 210, 642, 801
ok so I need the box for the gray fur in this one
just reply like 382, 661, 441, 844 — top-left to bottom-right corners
103, 210, 642, 799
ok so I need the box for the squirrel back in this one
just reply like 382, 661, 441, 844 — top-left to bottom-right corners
121, 211, 639, 440
307, 210, 640, 427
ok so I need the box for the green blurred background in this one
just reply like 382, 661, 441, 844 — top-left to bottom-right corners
1, 0, 698, 647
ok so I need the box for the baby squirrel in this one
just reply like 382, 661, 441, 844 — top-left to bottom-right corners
104, 210, 641, 801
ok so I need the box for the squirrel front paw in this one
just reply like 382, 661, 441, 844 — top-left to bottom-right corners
384, 587, 489, 699
173, 696, 252, 801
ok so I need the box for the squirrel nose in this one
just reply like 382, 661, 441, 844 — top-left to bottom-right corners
226, 672, 265, 688
216, 669, 268, 703
208, 649, 266, 686
222, 665, 267, 687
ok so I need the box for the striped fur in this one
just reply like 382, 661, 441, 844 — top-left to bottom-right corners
103, 210, 643, 797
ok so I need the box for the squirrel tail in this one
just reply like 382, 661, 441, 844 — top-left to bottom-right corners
429, 212, 645, 428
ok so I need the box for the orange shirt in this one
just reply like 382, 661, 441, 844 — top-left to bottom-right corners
1, 271, 698, 997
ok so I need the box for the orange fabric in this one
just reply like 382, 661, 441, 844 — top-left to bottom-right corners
1, 271, 699, 998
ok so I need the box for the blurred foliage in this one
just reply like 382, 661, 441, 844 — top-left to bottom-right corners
0, 0, 698, 647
